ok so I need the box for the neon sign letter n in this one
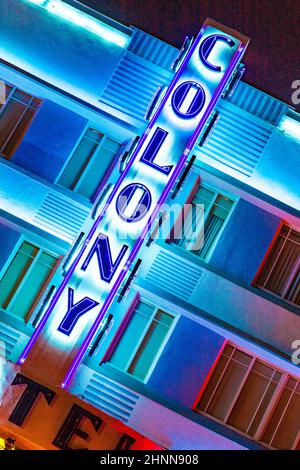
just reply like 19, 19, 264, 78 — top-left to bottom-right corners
81, 234, 128, 283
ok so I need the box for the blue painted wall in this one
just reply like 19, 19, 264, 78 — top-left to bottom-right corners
12, 100, 87, 183
210, 198, 281, 284
0, 0, 129, 108
0, 222, 20, 272
147, 317, 224, 408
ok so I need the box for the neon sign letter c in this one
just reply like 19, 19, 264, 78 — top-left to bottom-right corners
199, 34, 236, 72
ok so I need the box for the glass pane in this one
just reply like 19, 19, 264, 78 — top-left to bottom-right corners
12, 89, 32, 105
289, 230, 300, 244
193, 186, 215, 211
264, 384, 300, 449
232, 349, 253, 366
247, 380, 279, 437
223, 344, 235, 358
170, 185, 231, 255
265, 240, 299, 296
257, 225, 300, 306
38, 252, 57, 270
20, 242, 38, 257
2, 107, 36, 158
257, 234, 285, 288
77, 138, 120, 200
58, 133, 100, 190
262, 385, 294, 446
155, 310, 173, 328
109, 306, 151, 371
9, 252, 57, 319
286, 266, 300, 306
137, 302, 156, 319
172, 188, 233, 261
198, 355, 231, 412
128, 312, 173, 381
253, 361, 275, 380
193, 213, 224, 260
85, 128, 102, 143
215, 196, 234, 211
286, 377, 298, 390
206, 358, 249, 421
0, 242, 38, 309
0, 99, 27, 158
280, 225, 290, 237
173, 202, 204, 249
228, 361, 277, 434
0, 83, 13, 110
211, 196, 233, 219
31, 98, 41, 110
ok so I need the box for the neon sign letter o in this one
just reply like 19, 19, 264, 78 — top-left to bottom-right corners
171, 81, 206, 119
116, 183, 152, 223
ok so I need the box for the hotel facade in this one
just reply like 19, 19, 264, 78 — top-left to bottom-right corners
0, 0, 299, 451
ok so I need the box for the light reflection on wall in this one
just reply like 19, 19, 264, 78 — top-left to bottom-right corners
279, 115, 300, 141
26, 0, 130, 48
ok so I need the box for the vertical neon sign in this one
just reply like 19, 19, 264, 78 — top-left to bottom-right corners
19, 19, 249, 388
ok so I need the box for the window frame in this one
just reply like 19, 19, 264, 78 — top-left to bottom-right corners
108, 299, 178, 384
0, 236, 61, 323
168, 180, 237, 263
0, 79, 42, 159
195, 340, 300, 450
253, 222, 300, 309
55, 124, 123, 201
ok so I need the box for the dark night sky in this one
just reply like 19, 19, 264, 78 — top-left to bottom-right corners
79, 0, 299, 109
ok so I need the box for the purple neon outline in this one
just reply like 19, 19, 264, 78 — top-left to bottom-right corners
18, 22, 247, 380
62, 37, 247, 388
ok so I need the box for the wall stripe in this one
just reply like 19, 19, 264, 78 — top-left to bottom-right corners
145, 249, 202, 301
100, 51, 173, 121
0, 321, 21, 359
34, 192, 89, 243
200, 103, 272, 177
82, 372, 139, 422
128, 27, 178, 70
226, 81, 287, 125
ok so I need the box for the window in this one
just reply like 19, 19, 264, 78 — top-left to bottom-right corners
58, 128, 121, 200
0, 81, 41, 159
169, 185, 234, 261
0, 241, 58, 321
255, 225, 300, 307
196, 344, 300, 449
109, 301, 175, 381
0, 80, 6, 107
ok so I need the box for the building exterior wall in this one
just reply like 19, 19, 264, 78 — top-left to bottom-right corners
0, 0, 299, 451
